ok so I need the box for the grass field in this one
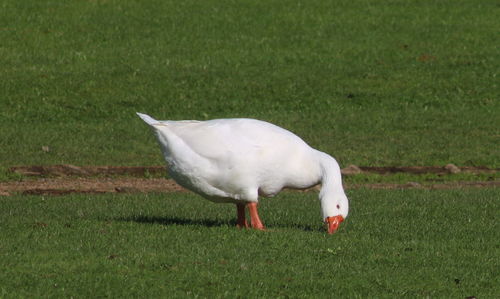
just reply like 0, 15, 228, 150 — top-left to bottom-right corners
0, 189, 498, 297
0, 0, 498, 169
0, 0, 498, 297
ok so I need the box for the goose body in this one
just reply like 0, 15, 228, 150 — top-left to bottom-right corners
137, 113, 348, 234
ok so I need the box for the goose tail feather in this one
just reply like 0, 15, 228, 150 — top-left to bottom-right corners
136, 112, 159, 126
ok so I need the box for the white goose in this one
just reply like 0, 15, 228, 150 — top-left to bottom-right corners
137, 113, 348, 234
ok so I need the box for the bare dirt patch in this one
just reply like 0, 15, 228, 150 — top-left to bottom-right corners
8, 165, 166, 177
346, 181, 500, 190
9, 164, 498, 177
340, 164, 497, 175
0, 178, 184, 196
1, 178, 498, 197
1, 164, 497, 196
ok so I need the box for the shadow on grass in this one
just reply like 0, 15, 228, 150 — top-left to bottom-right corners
117, 215, 322, 232
118, 215, 232, 228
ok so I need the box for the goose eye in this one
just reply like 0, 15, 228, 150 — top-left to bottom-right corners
336, 204, 340, 209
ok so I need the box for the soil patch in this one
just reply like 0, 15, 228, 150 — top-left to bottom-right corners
0, 178, 184, 196
8, 164, 499, 177
341, 164, 497, 175
1, 178, 498, 197
8, 165, 166, 177
2, 164, 497, 196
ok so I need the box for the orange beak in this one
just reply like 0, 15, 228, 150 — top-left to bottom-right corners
325, 215, 345, 234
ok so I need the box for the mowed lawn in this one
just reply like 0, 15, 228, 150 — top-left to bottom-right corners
0, 0, 498, 297
0, 189, 498, 297
0, 0, 498, 169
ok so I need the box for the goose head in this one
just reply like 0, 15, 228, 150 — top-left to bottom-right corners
317, 151, 349, 234
320, 191, 349, 234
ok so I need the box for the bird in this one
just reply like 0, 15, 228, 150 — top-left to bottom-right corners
136, 113, 348, 234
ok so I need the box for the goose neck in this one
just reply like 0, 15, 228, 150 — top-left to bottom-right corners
317, 151, 343, 193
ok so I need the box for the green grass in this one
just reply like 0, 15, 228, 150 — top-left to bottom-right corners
0, 189, 498, 297
0, 1, 498, 296
1, 0, 499, 170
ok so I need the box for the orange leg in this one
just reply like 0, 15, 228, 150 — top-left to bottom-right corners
236, 203, 249, 228
248, 202, 265, 230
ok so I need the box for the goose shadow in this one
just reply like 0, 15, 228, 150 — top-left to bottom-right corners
117, 215, 232, 228
117, 215, 322, 232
